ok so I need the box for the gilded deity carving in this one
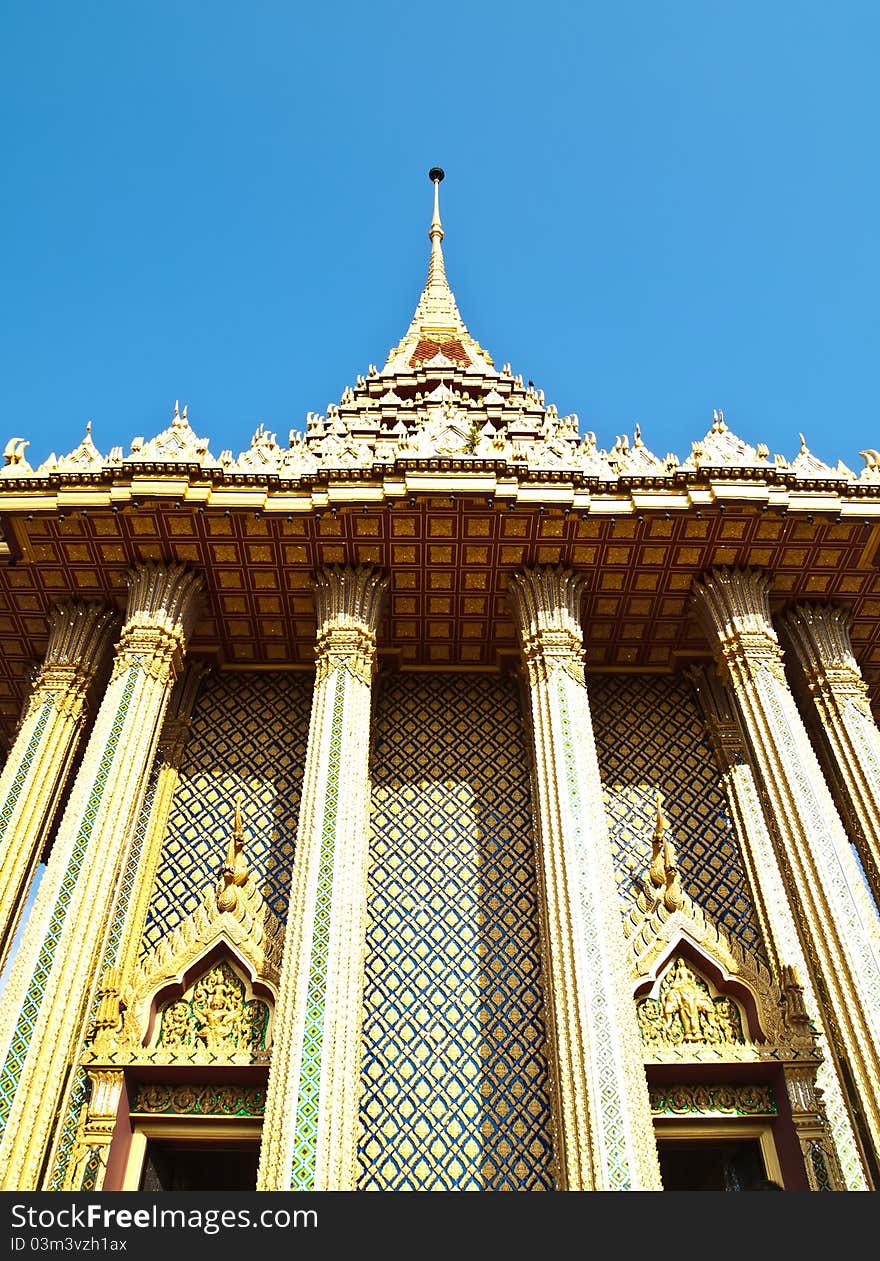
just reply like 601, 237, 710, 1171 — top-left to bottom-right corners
156, 962, 269, 1060
636, 957, 745, 1048
662, 959, 714, 1040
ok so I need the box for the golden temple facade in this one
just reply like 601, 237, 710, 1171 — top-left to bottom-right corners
0, 171, 879, 1192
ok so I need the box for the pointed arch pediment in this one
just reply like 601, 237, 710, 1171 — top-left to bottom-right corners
145, 954, 274, 1065
623, 880, 816, 1062
80, 873, 284, 1069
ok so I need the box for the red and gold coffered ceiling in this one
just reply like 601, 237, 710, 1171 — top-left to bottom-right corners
0, 486, 877, 747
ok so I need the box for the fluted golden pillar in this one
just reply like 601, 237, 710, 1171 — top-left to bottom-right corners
507, 566, 662, 1191
258, 565, 387, 1191
112, 660, 208, 986
0, 601, 117, 973
692, 567, 880, 1176
688, 664, 864, 1190
39, 660, 209, 1193
0, 563, 202, 1190
779, 604, 880, 908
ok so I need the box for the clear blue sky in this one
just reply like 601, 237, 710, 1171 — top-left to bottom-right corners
1, 2, 878, 472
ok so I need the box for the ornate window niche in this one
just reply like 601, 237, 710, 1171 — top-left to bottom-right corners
637, 955, 747, 1054
633, 946, 772, 1065
145, 957, 274, 1066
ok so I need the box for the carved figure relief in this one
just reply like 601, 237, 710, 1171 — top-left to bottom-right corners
636, 957, 745, 1048
156, 961, 270, 1059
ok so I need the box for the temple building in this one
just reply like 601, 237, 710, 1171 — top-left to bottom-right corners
1, 170, 880, 1193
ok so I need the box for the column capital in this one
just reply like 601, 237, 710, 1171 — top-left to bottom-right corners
27, 602, 118, 718
508, 567, 587, 686
691, 567, 785, 682
508, 565, 587, 640
312, 566, 387, 682
685, 663, 747, 765
112, 563, 204, 681
156, 660, 209, 763
778, 603, 868, 704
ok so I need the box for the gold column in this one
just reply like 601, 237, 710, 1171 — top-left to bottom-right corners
692, 567, 880, 1174
688, 664, 863, 1189
257, 565, 387, 1191
0, 601, 117, 973
37, 661, 208, 1193
508, 565, 662, 1190
113, 660, 208, 985
778, 603, 880, 908
0, 562, 202, 1190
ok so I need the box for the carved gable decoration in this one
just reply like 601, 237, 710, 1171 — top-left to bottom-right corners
636, 955, 745, 1050
153, 960, 271, 1062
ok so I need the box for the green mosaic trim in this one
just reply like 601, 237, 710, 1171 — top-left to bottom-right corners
0, 703, 52, 846
289, 671, 343, 1190
649, 1084, 776, 1117
46, 753, 160, 1190
0, 668, 138, 1137
79, 1146, 103, 1193
557, 678, 631, 1190
131, 1084, 266, 1117
46, 1071, 88, 1191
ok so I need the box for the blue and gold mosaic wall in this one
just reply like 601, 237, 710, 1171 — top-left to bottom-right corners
358, 673, 555, 1191
588, 673, 767, 962
141, 671, 312, 953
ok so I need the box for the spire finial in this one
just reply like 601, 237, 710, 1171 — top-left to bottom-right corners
427, 166, 446, 287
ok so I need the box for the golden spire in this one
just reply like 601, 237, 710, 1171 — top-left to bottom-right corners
427, 166, 447, 289
646, 789, 684, 910
383, 168, 494, 371
648, 791, 667, 889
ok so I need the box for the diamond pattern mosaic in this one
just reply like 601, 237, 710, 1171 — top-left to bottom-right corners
358, 673, 555, 1190
141, 671, 312, 952
0, 703, 51, 846
589, 672, 766, 961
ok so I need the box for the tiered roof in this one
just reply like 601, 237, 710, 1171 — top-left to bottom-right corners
0, 171, 877, 744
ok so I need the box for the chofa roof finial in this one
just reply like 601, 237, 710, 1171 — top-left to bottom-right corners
216, 791, 250, 913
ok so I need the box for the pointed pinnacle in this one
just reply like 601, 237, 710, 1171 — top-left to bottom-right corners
427, 167, 446, 287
